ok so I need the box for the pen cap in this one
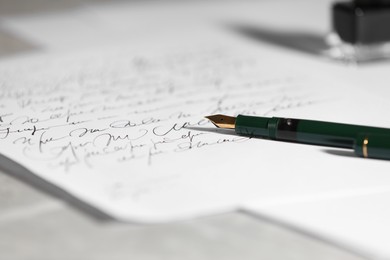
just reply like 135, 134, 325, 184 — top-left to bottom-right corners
333, 1, 390, 44
354, 133, 390, 160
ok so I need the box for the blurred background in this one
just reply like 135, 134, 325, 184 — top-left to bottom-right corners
0, 1, 378, 260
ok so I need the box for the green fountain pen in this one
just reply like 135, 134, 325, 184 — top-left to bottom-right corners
206, 114, 390, 160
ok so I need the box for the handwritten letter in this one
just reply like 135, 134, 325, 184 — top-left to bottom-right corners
0, 46, 371, 222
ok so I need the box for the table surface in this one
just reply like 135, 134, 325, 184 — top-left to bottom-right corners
0, 1, 372, 259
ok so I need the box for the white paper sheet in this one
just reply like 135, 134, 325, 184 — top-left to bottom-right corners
0, 36, 389, 223
243, 190, 390, 259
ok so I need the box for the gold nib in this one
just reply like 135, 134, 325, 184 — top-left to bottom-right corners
205, 114, 236, 129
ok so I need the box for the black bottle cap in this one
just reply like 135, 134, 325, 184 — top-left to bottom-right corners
333, 0, 390, 44
354, 0, 390, 6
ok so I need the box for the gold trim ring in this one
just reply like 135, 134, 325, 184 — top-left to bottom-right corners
363, 138, 369, 158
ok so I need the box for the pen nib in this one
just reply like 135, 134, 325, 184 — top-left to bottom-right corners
205, 114, 236, 129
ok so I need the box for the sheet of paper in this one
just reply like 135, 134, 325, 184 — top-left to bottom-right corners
243, 190, 390, 260
1, 37, 390, 223
1, 0, 390, 226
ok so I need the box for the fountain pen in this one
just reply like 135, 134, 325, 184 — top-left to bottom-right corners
206, 114, 390, 160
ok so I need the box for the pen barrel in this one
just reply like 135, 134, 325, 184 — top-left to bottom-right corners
275, 118, 390, 148
355, 133, 390, 160
235, 115, 390, 149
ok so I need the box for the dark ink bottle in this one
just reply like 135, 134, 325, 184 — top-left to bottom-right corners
325, 0, 390, 63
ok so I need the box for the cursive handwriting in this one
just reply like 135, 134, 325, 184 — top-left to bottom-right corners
0, 48, 323, 171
